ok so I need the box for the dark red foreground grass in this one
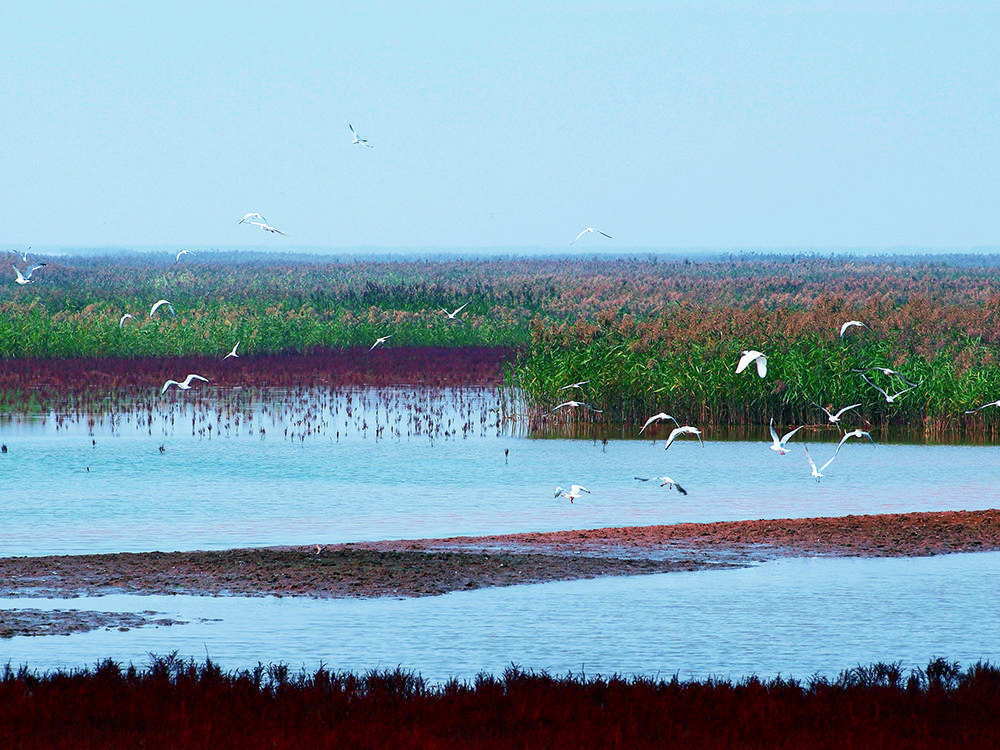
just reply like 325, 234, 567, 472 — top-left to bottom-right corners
3, 656, 1000, 749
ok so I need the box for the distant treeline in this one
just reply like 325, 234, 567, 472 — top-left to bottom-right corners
2, 655, 999, 749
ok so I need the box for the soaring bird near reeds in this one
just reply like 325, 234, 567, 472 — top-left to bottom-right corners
149, 299, 175, 318
161, 373, 209, 394
559, 380, 589, 391
547, 400, 603, 414
814, 403, 862, 424
663, 425, 704, 450
118, 313, 135, 329
736, 350, 767, 378
803, 445, 836, 482
369, 335, 392, 351
860, 374, 920, 403
349, 124, 373, 147
634, 476, 687, 494
239, 212, 286, 235
836, 428, 875, 454
852, 366, 920, 388
839, 320, 869, 337
554, 484, 590, 503
223, 341, 240, 359
440, 302, 469, 319
639, 412, 679, 434
570, 227, 613, 245
769, 418, 804, 455
965, 399, 1000, 414
12, 263, 45, 285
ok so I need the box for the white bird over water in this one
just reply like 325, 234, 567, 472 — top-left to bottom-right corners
634, 476, 688, 495
118, 313, 135, 329
440, 302, 469, 319
836, 428, 875, 454
639, 412, 679, 434
814, 403, 862, 424
736, 350, 767, 378
223, 341, 240, 359
161, 373, 209, 394
349, 124, 373, 147
860, 374, 920, 403
547, 400, 603, 414
965, 399, 1000, 414
839, 320, 869, 337
369, 335, 392, 351
803, 445, 836, 482
663, 425, 704, 450
570, 227, 612, 245
558, 380, 589, 391
554, 484, 590, 503
769, 418, 804, 454
853, 366, 920, 388
149, 299, 175, 318
12, 263, 45, 285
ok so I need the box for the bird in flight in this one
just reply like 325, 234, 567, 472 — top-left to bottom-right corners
369, 335, 392, 351
965, 399, 1000, 414
12, 263, 45, 285
852, 366, 920, 388
175, 250, 195, 262
860, 374, 920, 403
768, 418, 804, 455
558, 380, 588, 391
570, 227, 612, 245
118, 313, 135, 329
349, 124, 373, 147
839, 320, 869, 337
803, 445, 836, 482
223, 341, 240, 360
634, 476, 688, 495
440, 302, 469, 319
814, 403, 862, 424
663, 425, 704, 450
639, 412, 679, 434
161, 373, 209, 394
736, 350, 767, 378
836, 428, 875, 454
547, 400, 603, 414
149, 299, 175, 318
554, 484, 590, 503
239, 212, 286, 235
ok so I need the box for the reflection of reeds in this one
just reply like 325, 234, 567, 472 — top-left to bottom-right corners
3, 656, 999, 748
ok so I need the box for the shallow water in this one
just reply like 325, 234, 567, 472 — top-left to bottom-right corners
2, 386, 999, 681
3, 552, 998, 684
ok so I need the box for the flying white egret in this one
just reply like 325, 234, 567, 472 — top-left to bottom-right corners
768, 418, 804, 454
238, 213, 268, 225
839, 320, 869, 337
803, 445, 836, 482
554, 485, 590, 503
349, 124, 373, 147
558, 380, 589, 391
547, 400, 603, 414
161, 374, 209, 394
570, 227, 612, 245
836, 428, 875, 454
965, 400, 1000, 414
860, 374, 920, 403
8, 247, 31, 263
369, 335, 392, 351
639, 412, 680, 433
149, 299, 175, 318
814, 403, 862, 424
223, 341, 240, 359
663, 425, 704, 450
634, 476, 688, 495
12, 263, 45, 285
175, 250, 194, 262
246, 220, 286, 235
736, 350, 767, 378
440, 302, 469, 319
118, 313, 135, 329
852, 366, 920, 387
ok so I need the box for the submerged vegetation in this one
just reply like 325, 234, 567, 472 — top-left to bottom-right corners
4, 251, 1000, 429
3, 655, 1000, 749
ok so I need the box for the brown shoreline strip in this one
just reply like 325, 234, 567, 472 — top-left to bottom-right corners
1, 509, 997, 602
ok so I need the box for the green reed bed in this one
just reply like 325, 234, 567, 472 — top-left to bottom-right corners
2, 656, 999, 749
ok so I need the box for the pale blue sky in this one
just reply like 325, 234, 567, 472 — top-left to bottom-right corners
1, 1, 997, 251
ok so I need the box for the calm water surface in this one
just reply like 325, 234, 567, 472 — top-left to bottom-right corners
2, 386, 998, 679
